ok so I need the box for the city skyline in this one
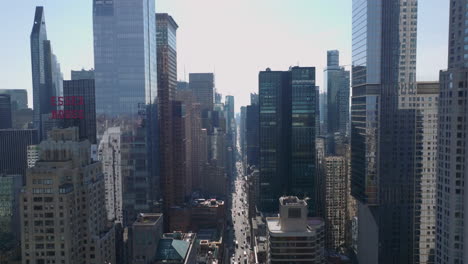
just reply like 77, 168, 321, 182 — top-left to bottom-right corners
1, 0, 466, 263
0, 0, 448, 109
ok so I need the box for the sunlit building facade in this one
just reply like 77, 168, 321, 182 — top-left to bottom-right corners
93, 0, 158, 224
351, 0, 419, 263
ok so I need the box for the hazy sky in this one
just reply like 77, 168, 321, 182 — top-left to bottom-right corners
0, 0, 448, 111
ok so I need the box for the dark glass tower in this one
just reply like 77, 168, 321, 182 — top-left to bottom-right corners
259, 67, 317, 214
30, 6, 63, 140
351, 0, 418, 263
0, 129, 38, 180
63, 79, 97, 144
0, 94, 12, 129
189, 73, 214, 113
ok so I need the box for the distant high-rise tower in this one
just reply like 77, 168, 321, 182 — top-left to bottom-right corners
71, 69, 94, 80
63, 79, 97, 144
324, 50, 350, 154
412, 82, 438, 263
0, 129, 38, 180
30, 6, 63, 140
93, 0, 158, 222
0, 89, 28, 110
436, 1, 468, 263
20, 128, 115, 264
350, 0, 419, 263
189, 73, 214, 113
259, 67, 317, 213
0, 94, 12, 129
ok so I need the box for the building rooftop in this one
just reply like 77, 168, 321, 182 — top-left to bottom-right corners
134, 213, 163, 226
192, 198, 224, 208
156, 239, 190, 261
280, 196, 307, 206
196, 228, 221, 242
156, 232, 195, 261
266, 217, 324, 235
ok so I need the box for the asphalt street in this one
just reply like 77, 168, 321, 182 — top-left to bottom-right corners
227, 160, 251, 264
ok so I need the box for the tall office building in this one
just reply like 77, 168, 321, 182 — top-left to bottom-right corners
259, 67, 317, 213
410, 82, 438, 263
99, 127, 123, 223
324, 50, 350, 154
436, 1, 468, 263
225, 95, 236, 178
63, 79, 97, 144
71, 69, 94, 80
189, 73, 214, 113
0, 129, 38, 179
240, 106, 247, 161
93, 0, 158, 223
246, 97, 260, 171
20, 128, 115, 264
176, 90, 205, 193
324, 156, 347, 251
31, 7, 63, 140
0, 89, 28, 110
156, 13, 186, 226
0, 94, 12, 129
351, 0, 419, 263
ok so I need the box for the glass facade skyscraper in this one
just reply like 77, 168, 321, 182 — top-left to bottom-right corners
93, 0, 157, 225
351, 0, 419, 263
324, 50, 350, 154
30, 6, 63, 140
259, 67, 317, 214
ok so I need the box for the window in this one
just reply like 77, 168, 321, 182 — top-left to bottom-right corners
288, 208, 301, 218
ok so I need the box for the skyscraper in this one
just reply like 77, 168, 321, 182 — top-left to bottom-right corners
20, 128, 115, 264
156, 13, 185, 227
189, 73, 214, 113
259, 67, 317, 213
0, 129, 38, 179
412, 81, 438, 263
436, 1, 468, 263
324, 156, 346, 251
350, 0, 418, 263
0, 89, 28, 110
175, 89, 205, 194
93, 0, 158, 223
0, 94, 12, 129
63, 79, 97, 144
324, 50, 350, 154
99, 127, 123, 223
30, 6, 63, 140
